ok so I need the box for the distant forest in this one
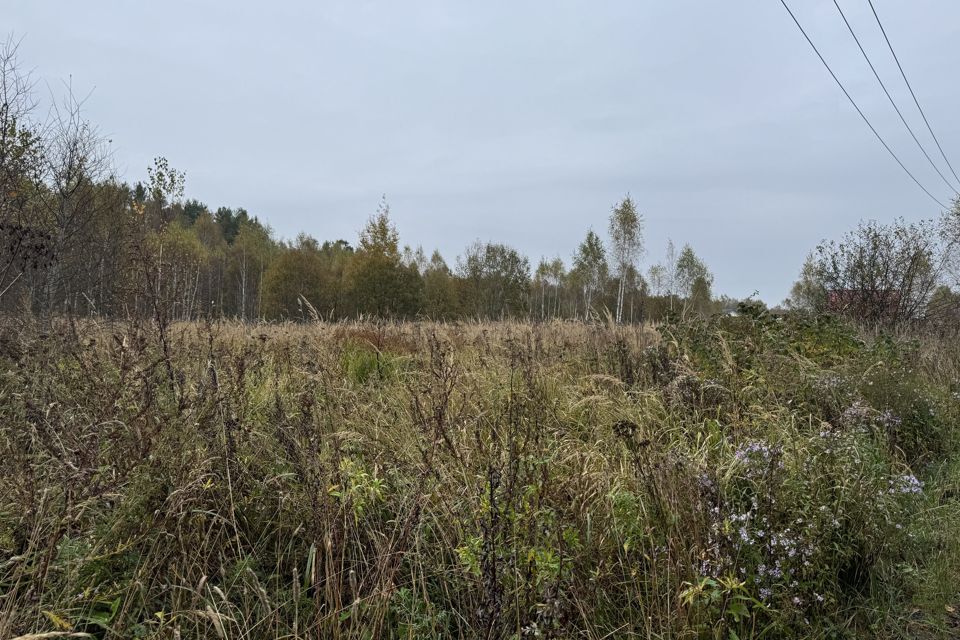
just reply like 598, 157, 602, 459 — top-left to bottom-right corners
1, 155, 720, 323
0, 40, 727, 324
2, 37, 959, 327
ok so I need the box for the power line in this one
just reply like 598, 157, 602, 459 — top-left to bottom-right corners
866, 0, 960, 190
778, 0, 947, 209
832, 0, 959, 194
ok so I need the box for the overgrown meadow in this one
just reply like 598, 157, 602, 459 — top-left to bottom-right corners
2, 309, 960, 638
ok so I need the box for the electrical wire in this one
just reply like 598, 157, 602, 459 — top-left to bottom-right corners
867, 0, 960, 190
833, 0, 958, 194
778, 0, 947, 208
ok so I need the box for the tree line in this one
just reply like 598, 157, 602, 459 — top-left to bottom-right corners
8, 36, 957, 329
0, 38, 729, 324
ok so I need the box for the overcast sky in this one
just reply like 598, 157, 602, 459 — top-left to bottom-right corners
8, 1, 960, 302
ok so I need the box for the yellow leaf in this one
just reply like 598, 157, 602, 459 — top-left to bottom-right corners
42, 609, 73, 630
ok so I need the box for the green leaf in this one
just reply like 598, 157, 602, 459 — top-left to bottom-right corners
303, 543, 316, 589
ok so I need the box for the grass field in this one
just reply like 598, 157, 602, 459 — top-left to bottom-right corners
2, 311, 960, 638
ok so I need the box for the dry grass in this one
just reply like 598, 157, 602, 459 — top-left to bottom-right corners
1, 314, 958, 638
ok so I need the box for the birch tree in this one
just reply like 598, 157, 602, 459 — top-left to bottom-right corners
607, 196, 644, 322
571, 229, 607, 318
675, 244, 711, 298
647, 264, 665, 297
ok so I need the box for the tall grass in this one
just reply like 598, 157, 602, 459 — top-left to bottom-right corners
1, 312, 959, 638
